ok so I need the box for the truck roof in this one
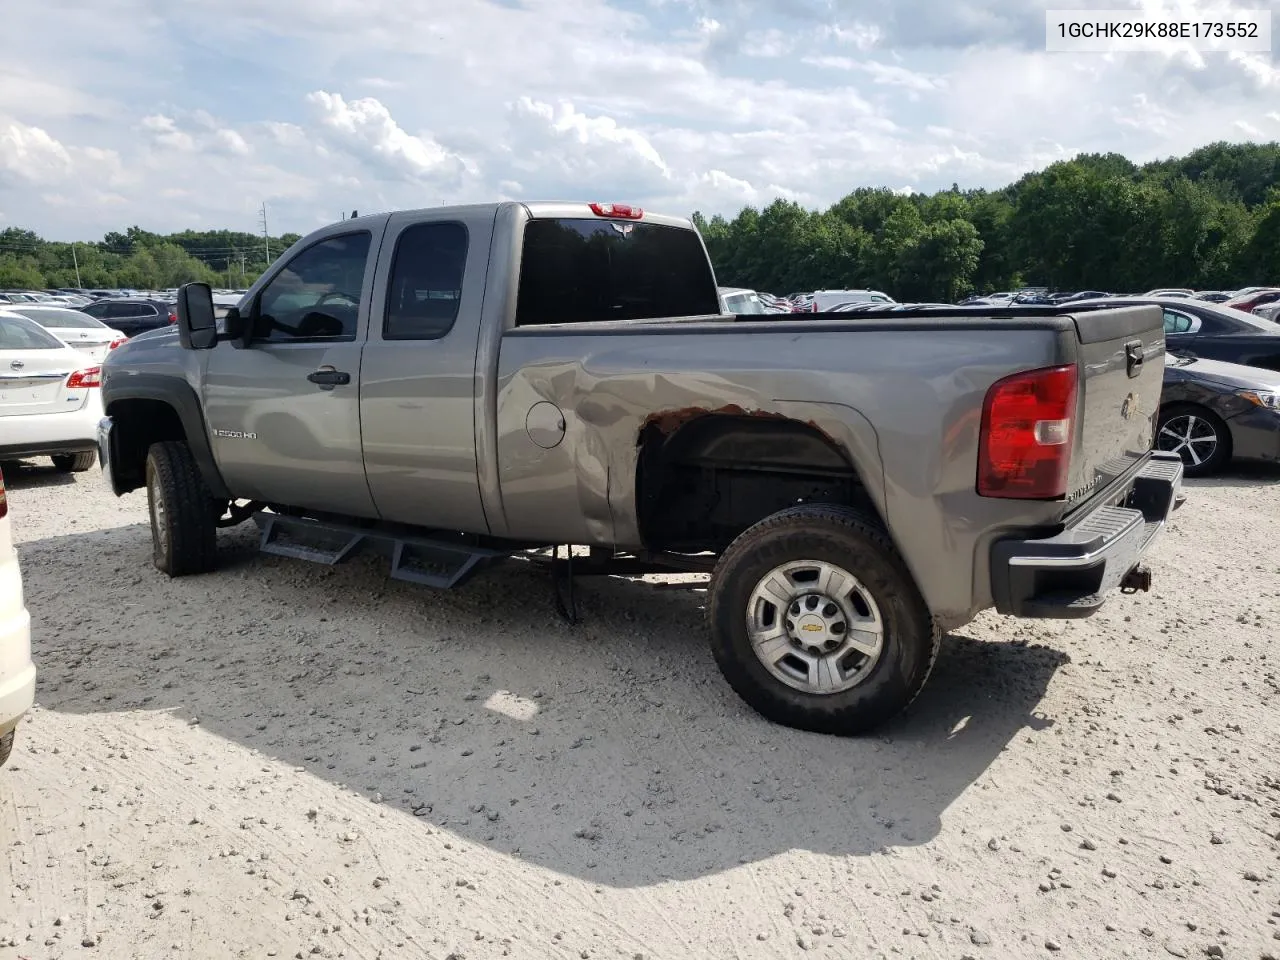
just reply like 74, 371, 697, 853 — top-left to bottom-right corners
339, 201, 696, 232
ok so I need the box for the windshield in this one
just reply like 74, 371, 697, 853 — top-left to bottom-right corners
723, 292, 766, 315
0, 313, 67, 350
10, 307, 107, 330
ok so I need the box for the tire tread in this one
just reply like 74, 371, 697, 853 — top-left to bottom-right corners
707, 503, 940, 735
147, 441, 218, 576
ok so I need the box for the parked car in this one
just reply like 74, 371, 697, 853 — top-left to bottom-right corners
79, 297, 177, 337
98, 200, 1182, 735
718, 287, 768, 315
0, 312, 103, 472
830, 302, 951, 313
1145, 288, 1196, 298
1223, 288, 1280, 314
1157, 355, 1280, 475
0, 463, 35, 769
3, 306, 126, 362
808, 289, 896, 312
1072, 296, 1280, 372
1253, 302, 1280, 323
1195, 291, 1233, 303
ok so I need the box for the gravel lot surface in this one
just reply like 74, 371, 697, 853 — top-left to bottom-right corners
2, 460, 1279, 960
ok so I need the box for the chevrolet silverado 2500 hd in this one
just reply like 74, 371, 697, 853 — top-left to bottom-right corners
96, 201, 1184, 734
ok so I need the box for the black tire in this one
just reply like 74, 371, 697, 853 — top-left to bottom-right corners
0, 730, 13, 769
707, 503, 940, 736
1156, 402, 1232, 477
145, 441, 219, 576
52, 451, 98, 473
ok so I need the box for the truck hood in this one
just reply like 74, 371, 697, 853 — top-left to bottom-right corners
1171, 354, 1280, 391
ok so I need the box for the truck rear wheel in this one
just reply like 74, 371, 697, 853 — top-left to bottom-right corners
145, 441, 219, 577
706, 503, 939, 735
0, 730, 14, 769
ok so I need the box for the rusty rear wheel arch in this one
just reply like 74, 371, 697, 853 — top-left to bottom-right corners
635, 412, 884, 553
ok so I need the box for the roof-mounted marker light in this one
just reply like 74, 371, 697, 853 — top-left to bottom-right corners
589, 202, 644, 219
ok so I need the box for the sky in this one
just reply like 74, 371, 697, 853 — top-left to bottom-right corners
1, 0, 1278, 240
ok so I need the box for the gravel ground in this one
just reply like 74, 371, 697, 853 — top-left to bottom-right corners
2, 458, 1279, 960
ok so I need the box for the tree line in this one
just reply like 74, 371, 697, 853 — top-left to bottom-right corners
1, 141, 1277, 300
0, 225, 302, 291
693, 141, 1280, 300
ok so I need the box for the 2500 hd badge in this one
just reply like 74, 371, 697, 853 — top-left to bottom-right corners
212, 429, 257, 440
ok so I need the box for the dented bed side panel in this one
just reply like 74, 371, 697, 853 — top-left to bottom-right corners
492, 323, 1070, 625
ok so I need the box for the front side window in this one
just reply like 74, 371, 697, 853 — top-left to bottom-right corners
254, 232, 372, 342
383, 222, 468, 340
515, 218, 720, 326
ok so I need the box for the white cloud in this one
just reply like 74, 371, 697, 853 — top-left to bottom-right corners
0, 122, 73, 183
509, 98, 672, 182
306, 91, 472, 182
140, 114, 196, 152
214, 129, 251, 156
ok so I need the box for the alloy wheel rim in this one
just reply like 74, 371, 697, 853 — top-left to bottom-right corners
1157, 414, 1218, 467
745, 559, 885, 695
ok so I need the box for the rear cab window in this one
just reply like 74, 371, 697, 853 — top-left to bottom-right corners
384, 222, 468, 340
514, 218, 721, 326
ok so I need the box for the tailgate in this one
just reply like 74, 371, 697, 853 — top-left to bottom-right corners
1065, 305, 1165, 508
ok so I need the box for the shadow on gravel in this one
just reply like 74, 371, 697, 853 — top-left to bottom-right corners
1184, 461, 1280, 488
0, 458, 80, 489
22, 521, 1068, 888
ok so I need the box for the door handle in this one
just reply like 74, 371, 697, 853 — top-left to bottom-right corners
307, 369, 351, 386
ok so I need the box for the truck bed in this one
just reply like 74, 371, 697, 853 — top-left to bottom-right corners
494, 303, 1166, 629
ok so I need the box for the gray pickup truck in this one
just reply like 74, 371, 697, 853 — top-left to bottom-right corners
97, 200, 1184, 734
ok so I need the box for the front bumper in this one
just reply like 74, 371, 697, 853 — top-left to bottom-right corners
990, 451, 1185, 619
1227, 407, 1280, 464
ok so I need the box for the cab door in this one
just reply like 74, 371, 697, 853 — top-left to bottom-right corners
201, 225, 384, 515
358, 211, 493, 532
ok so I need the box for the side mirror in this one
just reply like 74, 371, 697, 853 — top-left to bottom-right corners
176, 282, 217, 350
221, 306, 246, 340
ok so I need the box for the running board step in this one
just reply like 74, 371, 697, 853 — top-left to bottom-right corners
258, 514, 364, 566
252, 512, 505, 589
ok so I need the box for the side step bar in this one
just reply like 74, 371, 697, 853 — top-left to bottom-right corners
253, 512, 507, 590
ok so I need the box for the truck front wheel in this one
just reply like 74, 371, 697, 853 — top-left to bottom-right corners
706, 504, 939, 735
0, 730, 13, 769
145, 441, 219, 577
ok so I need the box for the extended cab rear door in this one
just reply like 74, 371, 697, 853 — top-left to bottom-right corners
358, 208, 495, 531
201, 223, 385, 514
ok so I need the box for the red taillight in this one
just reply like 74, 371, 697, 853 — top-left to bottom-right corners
977, 364, 1077, 499
0, 464, 7, 520
168, 311, 178, 324
588, 202, 643, 219
108, 335, 127, 350
67, 366, 102, 389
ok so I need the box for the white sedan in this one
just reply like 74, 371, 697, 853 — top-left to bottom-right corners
0, 463, 34, 769
0, 311, 103, 472
2, 305, 126, 362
